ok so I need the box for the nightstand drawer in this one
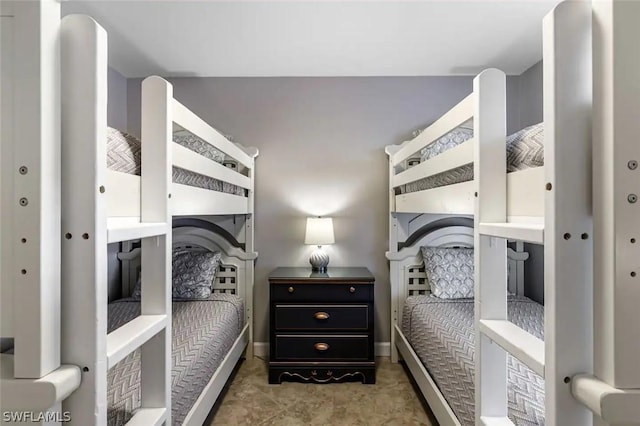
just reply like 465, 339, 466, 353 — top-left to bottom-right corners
274, 305, 369, 331
271, 283, 372, 302
274, 335, 370, 360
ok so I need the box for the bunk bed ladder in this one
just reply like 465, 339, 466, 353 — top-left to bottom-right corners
571, 1, 640, 424
473, 67, 511, 426
1, 0, 83, 418
475, 2, 593, 425
61, 16, 171, 425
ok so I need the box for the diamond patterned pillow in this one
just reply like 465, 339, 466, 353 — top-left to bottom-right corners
419, 127, 474, 162
421, 246, 474, 299
131, 250, 222, 300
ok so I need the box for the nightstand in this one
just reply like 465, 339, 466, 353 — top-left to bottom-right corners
268, 267, 375, 384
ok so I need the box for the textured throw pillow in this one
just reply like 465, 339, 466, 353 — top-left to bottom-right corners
506, 123, 544, 172
130, 250, 223, 300
106, 127, 142, 175
420, 127, 474, 162
172, 250, 222, 299
421, 246, 474, 299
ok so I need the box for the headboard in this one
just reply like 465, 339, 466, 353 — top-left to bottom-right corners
387, 225, 529, 328
117, 226, 258, 300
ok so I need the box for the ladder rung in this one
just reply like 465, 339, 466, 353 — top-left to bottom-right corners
107, 217, 167, 243
107, 315, 167, 369
0, 354, 82, 411
125, 408, 167, 426
480, 417, 515, 426
572, 374, 640, 423
478, 222, 544, 244
479, 319, 545, 376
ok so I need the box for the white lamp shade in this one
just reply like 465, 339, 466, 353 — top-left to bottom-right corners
304, 217, 335, 245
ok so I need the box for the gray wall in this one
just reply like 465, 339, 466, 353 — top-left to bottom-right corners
517, 61, 543, 128
126, 75, 523, 344
108, 67, 128, 131
107, 67, 128, 302
515, 61, 545, 304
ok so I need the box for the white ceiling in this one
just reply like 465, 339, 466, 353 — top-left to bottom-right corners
61, 1, 560, 78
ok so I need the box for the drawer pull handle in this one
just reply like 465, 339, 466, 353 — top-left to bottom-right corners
349, 286, 356, 293
288, 286, 295, 293
314, 312, 330, 320
314, 343, 330, 351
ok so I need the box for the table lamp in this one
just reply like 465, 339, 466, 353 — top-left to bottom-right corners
304, 217, 335, 272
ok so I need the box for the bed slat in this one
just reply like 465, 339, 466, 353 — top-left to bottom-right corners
480, 417, 515, 426
106, 217, 167, 244
392, 138, 474, 188
479, 319, 545, 377
172, 143, 251, 190
478, 222, 544, 245
106, 315, 167, 370
125, 408, 166, 426
392, 93, 474, 165
172, 99, 253, 169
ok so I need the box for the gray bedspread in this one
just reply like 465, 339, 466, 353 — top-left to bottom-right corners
403, 123, 544, 193
107, 293, 244, 425
107, 127, 245, 197
402, 295, 545, 426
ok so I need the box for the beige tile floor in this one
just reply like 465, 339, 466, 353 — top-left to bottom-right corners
206, 357, 437, 426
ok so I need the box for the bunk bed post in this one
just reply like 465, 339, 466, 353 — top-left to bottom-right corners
2, 0, 62, 380
591, 0, 640, 407
60, 14, 109, 425
385, 145, 401, 363
542, 2, 594, 425
141, 76, 173, 422
473, 68, 508, 424
244, 148, 259, 359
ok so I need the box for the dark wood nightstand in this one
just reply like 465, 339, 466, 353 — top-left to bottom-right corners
268, 267, 375, 384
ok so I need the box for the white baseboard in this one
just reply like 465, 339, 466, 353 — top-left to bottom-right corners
253, 342, 268, 358
253, 342, 390, 358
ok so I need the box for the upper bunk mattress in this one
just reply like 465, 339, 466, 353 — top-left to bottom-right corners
107, 127, 245, 197
401, 295, 545, 426
107, 293, 244, 425
402, 123, 543, 194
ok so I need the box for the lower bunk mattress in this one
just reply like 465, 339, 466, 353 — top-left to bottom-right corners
107, 293, 244, 425
402, 295, 545, 426
107, 127, 245, 196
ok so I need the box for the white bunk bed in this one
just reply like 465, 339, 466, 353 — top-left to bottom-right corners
1, 1, 82, 422
387, 1, 640, 425
110, 225, 255, 425
58, 13, 257, 426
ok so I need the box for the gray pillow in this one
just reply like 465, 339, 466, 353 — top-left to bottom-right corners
421, 246, 474, 299
131, 250, 223, 300
506, 123, 544, 172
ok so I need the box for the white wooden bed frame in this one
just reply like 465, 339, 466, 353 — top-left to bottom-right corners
1, 3, 258, 425
116, 226, 255, 426
388, 225, 528, 426
58, 14, 258, 426
386, 1, 640, 425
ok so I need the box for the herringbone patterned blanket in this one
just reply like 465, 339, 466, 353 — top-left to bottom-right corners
106, 127, 245, 196
402, 295, 545, 426
107, 294, 244, 425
